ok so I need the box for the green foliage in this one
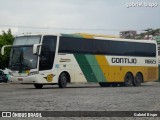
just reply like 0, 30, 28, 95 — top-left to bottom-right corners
0, 29, 14, 69
136, 28, 160, 39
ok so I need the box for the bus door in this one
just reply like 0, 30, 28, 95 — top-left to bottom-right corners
38, 36, 57, 83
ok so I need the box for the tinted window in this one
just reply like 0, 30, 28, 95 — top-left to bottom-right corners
58, 37, 94, 54
13, 36, 40, 45
106, 41, 156, 57
39, 36, 57, 71
58, 37, 156, 57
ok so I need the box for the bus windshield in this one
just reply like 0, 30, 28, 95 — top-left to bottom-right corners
9, 46, 38, 71
9, 36, 41, 71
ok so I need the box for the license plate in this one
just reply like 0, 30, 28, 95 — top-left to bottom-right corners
18, 78, 23, 81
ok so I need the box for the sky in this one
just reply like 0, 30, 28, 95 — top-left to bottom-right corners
0, 0, 160, 36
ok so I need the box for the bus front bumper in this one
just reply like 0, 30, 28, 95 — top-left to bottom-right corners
9, 75, 39, 84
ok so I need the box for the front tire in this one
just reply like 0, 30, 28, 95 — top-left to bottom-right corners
133, 73, 142, 86
34, 84, 43, 89
58, 72, 68, 88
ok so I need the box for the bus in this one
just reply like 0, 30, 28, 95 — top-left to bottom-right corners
1, 33, 158, 88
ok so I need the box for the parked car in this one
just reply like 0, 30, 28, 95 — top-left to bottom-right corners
0, 70, 8, 83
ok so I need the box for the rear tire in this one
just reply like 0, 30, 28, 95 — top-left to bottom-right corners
34, 84, 43, 89
133, 73, 142, 86
99, 82, 110, 87
124, 72, 134, 86
58, 72, 68, 88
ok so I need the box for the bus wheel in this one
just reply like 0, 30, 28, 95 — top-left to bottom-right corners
34, 84, 43, 89
58, 72, 68, 88
124, 72, 133, 86
99, 82, 110, 87
133, 73, 142, 86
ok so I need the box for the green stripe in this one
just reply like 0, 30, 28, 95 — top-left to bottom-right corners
85, 55, 106, 82
74, 54, 107, 82
74, 54, 97, 82
62, 34, 107, 82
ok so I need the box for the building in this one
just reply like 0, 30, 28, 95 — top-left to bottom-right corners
155, 35, 160, 44
120, 30, 137, 39
144, 35, 154, 40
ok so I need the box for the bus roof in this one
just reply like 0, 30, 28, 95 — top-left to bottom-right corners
94, 37, 157, 44
15, 33, 157, 44
61, 33, 157, 44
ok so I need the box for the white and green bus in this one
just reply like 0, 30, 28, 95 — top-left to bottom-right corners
1, 33, 158, 88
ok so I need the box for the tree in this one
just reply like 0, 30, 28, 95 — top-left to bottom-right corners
136, 28, 160, 39
0, 29, 14, 69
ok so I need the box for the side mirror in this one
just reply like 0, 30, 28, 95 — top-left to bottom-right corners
1, 45, 12, 55
33, 44, 42, 54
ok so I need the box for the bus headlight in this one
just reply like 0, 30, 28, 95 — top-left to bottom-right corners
28, 71, 38, 76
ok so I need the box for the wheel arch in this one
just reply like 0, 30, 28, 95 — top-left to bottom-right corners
123, 71, 134, 86
136, 72, 144, 83
125, 71, 134, 79
58, 71, 71, 83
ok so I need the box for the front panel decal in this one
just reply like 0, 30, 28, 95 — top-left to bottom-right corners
44, 74, 54, 82
74, 54, 107, 82
85, 55, 106, 82
74, 54, 98, 82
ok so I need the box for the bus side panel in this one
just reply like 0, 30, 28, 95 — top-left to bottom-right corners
74, 65, 88, 83
74, 54, 98, 83
56, 53, 158, 83
57, 54, 88, 83
74, 54, 108, 83
113, 66, 124, 82
144, 67, 158, 82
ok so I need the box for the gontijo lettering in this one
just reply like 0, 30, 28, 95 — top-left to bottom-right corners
112, 58, 137, 64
